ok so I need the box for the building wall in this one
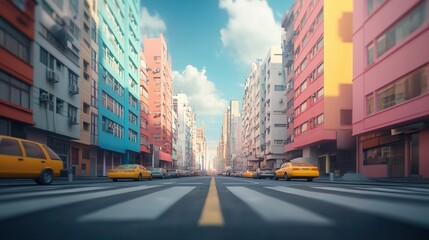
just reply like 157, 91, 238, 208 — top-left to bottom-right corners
144, 34, 173, 168
97, 0, 140, 160
353, 0, 429, 178
0, 0, 35, 136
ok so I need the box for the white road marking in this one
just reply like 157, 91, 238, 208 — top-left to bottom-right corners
313, 186, 429, 201
0, 187, 107, 201
227, 186, 333, 225
80, 186, 195, 221
268, 186, 429, 229
0, 185, 159, 221
357, 187, 420, 194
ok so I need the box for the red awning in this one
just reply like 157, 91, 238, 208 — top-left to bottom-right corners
159, 151, 172, 163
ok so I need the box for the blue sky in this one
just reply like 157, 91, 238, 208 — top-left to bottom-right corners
140, 0, 294, 159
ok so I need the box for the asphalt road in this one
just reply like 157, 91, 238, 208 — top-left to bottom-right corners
0, 176, 428, 240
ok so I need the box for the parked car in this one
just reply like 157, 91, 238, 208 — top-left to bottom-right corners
242, 170, 254, 178
253, 168, 275, 179
108, 164, 152, 182
0, 135, 64, 185
167, 169, 180, 178
149, 168, 169, 179
275, 161, 319, 182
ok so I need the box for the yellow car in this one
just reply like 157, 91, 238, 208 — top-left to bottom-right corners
242, 170, 254, 178
108, 164, 152, 182
275, 161, 319, 182
0, 135, 64, 185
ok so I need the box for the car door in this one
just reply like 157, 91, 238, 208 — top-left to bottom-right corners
21, 141, 48, 177
0, 137, 25, 177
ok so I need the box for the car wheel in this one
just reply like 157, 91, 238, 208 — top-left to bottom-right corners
38, 169, 53, 185
307, 178, 313, 182
112, 179, 118, 182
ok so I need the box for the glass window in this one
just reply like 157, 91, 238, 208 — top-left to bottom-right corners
367, 95, 374, 115
367, 0, 374, 15
22, 142, 46, 159
274, 85, 284, 91
367, 43, 374, 65
0, 138, 22, 156
45, 146, 61, 160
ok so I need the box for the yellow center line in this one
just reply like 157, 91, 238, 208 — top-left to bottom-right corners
198, 176, 224, 226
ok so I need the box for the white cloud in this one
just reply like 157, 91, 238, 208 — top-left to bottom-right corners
140, 7, 166, 38
219, 0, 281, 64
172, 65, 228, 117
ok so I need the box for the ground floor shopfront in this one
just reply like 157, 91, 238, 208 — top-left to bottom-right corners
356, 124, 429, 178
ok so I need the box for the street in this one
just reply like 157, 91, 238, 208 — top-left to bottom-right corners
0, 176, 428, 240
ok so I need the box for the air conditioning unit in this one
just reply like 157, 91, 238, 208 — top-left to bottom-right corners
308, 73, 313, 79
40, 93, 49, 103
311, 93, 317, 98
47, 70, 59, 83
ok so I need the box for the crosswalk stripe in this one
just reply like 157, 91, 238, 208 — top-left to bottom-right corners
0, 185, 159, 221
398, 187, 429, 193
268, 186, 429, 229
0, 187, 107, 201
227, 186, 333, 225
80, 186, 195, 221
313, 186, 429, 201
357, 187, 422, 194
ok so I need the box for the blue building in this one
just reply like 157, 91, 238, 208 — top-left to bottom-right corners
96, 0, 140, 174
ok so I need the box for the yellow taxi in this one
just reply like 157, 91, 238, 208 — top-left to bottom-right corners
0, 135, 64, 185
108, 164, 152, 182
242, 170, 254, 178
275, 161, 319, 182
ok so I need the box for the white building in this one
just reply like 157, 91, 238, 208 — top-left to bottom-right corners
262, 46, 287, 169
28, 0, 82, 172
173, 93, 195, 170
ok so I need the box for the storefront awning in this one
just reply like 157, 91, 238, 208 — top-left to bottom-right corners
159, 151, 172, 163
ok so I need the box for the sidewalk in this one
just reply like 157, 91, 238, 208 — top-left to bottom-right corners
315, 173, 429, 187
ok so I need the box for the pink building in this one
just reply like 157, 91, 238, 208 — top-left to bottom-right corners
143, 34, 173, 169
353, 0, 429, 178
292, 0, 355, 175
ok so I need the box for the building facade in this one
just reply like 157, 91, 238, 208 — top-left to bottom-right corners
281, 4, 303, 161
96, 0, 141, 175
173, 93, 195, 170
292, 0, 355, 175
0, 0, 34, 139
262, 46, 287, 169
28, 0, 82, 174
139, 50, 151, 166
353, 0, 429, 178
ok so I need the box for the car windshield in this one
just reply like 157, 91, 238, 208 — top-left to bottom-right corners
261, 168, 272, 171
116, 165, 137, 169
149, 168, 160, 171
291, 162, 313, 167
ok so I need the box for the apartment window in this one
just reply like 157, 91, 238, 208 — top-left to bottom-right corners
128, 111, 137, 125
102, 116, 123, 138
317, 62, 324, 76
0, 19, 31, 64
367, 43, 374, 65
153, 134, 161, 140
102, 91, 124, 118
91, 113, 98, 144
129, 95, 137, 109
274, 124, 287, 127
302, 34, 308, 48
367, 0, 374, 15
317, 87, 324, 99
274, 85, 285, 91
40, 47, 54, 69
91, 19, 97, 43
300, 58, 307, 71
316, 8, 324, 25
140, 134, 148, 146
83, 102, 90, 114
316, 114, 324, 125
301, 122, 308, 133
377, 2, 426, 57
91, 49, 97, 72
56, 98, 65, 115
376, 67, 427, 111
300, 80, 307, 93
103, 68, 124, 97
83, 122, 90, 131
300, 101, 307, 112
68, 104, 78, 121
128, 129, 137, 143
91, 79, 98, 108
0, 70, 30, 109
69, 71, 79, 93
367, 94, 374, 115
140, 117, 147, 129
